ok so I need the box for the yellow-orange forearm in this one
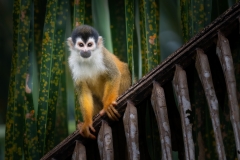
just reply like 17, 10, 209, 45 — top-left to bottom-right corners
102, 78, 120, 110
78, 82, 94, 125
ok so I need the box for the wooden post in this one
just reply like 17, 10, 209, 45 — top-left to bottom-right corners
196, 49, 226, 160
151, 81, 172, 160
98, 121, 114, 160
72, 141, 86, 160
123, 101, 140, 160
217, 31, 240, 160
172, 65, 195, 160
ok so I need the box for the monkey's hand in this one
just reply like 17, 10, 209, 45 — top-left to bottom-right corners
99, 101, 121, 121
77, 120, 96, 139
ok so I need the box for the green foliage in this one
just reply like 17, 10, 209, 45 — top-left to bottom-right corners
4, 0, 20, 159
140, 0, 160, 74
23, 2, 39, 159
73, 0, 85, 28
44, 0, 69, 153
180, 0, 212, 42
5, 0, 69, 158
92, 0, 113, 52
125, 0, 135, 82
37, 0, 58, 156
34, 0, 47, 71
109, 0, 127, 62
14, 0, 33, 159
54, 62, 68, 144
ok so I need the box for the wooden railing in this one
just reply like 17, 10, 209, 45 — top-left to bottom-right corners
42, 1, 240, 159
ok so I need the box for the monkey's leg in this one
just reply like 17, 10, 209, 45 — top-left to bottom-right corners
78, 82, 96, 139
100, 79, 121, 120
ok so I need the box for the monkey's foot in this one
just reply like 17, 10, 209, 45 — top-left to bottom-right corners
77, 120, 96, 139
99, 101, 121, 121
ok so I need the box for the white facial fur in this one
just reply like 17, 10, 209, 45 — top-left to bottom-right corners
68, 36, 106, 81
74, 37, 96, 52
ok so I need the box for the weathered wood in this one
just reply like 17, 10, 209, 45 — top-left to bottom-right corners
195, 49, 226, 160
172, 65, 195, 160
216, 32, 240, 159
98, 121, 114, 160
123, 101, 140, 160
41, 2, 240, 159
71, 141, 86, 160
151, 81, 172, 160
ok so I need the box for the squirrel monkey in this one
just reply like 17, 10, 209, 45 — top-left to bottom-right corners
67, 25, 131, 139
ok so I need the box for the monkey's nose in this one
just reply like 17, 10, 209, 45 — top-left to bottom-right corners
80, 51, 91, 58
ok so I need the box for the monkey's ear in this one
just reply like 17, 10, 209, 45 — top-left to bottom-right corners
97, 36, 103, 46
67, 37, 74, 48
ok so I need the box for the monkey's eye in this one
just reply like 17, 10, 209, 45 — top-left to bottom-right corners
78, 42, 84, 47
87, 43, 93, 47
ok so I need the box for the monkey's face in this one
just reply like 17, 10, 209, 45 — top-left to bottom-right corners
67, 25, 101, 61
73, 37, 97, 58
67, 36, 103, 62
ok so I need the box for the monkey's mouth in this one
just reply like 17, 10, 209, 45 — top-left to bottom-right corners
80, 51, 91, 58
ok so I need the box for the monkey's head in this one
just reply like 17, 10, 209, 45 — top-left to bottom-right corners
67, 25, 103, 59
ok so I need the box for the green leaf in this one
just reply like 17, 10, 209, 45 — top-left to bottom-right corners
73, 0, 85, 27
133, 18, 140, 81
44, 0, 68, 153
109, 0, 127, 62
139, 0, 160, 75
54, 55, 68, 145
180, 0, 212, 41
6, 0, 32, 159
84, 1, 93, 25
37, 0, 57, 156
92, 0, 113, 52
4, 0, 21, 159
23, 2, 39, 159
14, 0, 32, 159
34, 0, 47, 74
125, 0, 135, 82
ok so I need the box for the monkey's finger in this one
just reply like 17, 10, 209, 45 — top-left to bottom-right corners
106, 108, 119, 121
111, 101, 117, 106
89, 125, 96, 133
106, 109, 116, 121
85, 130, 96, 139
108, 107, 120, 120
80, 129, 96, 139
99, 109, 106, 117
108, 107, 119, 121
109, 105, 121, 118
79, 130, 86, 137
88, 133, 96, 139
